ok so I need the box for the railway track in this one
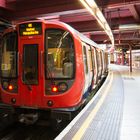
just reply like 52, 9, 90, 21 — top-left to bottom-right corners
0, 123, 61, 140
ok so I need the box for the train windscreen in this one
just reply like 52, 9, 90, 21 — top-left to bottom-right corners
45, 29, 75, 79
1, 32, 18, 78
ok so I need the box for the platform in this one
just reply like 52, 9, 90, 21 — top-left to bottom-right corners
55, 64, 140, 140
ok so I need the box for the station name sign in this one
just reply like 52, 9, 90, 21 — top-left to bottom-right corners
19, 22, 42, 36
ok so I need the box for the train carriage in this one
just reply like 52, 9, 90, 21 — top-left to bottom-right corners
0, 20, 108, 124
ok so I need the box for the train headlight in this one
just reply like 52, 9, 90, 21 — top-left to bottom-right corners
51, 85, 58, 92
48, 82, 68, 94
8, 85, 14, 90
58, 82, 68, 92
2, 79, 18, 93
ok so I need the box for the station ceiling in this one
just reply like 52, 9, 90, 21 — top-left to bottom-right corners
0, 0, 140, 50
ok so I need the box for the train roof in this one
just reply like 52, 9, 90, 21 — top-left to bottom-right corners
43, 20, 102, 50
12, 20, 103, 50
53, 21, 102, 50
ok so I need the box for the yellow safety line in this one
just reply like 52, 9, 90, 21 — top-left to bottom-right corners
72, 72, 113, 140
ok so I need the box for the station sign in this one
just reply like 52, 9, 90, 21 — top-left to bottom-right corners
19, 22, 42, 36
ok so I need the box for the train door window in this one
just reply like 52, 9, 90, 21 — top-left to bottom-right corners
88, 46, 93, 71
105, 52, 108, 68
104, 52, 107, 68
101, 51, 105, 69
45, 29, 75, 79
83, 45, 88, 74
96, 49, 101, 69
1, 32, 18, 78
92, 47, 95, 69
93, 48, 98, 69
22, 44, 38, 85
100, 51, 103, 69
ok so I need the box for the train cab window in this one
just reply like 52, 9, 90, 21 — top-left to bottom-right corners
22, 44, 38, 85
1, 32, 18, 78
45, 29, 75, 79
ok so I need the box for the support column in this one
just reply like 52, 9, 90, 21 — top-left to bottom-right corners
117, 53, 121, 65
121, 50, 124, 65
129, 45, 132, 72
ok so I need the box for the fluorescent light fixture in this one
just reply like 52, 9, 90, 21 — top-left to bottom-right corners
79, 0, 114, 46
119, 24, 140, 31
37, 15, 60, 21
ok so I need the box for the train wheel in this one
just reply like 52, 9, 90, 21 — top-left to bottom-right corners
51, 118, 62, 131
51, 118, 69, 132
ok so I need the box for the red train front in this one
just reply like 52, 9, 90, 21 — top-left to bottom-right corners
0, 20, 108, 124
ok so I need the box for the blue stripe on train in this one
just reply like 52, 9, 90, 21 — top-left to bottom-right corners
83, 85, 92, 99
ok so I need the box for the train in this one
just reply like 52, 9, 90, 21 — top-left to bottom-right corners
0, 20, 108, 127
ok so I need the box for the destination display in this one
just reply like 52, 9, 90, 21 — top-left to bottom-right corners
19, 22, 42, 36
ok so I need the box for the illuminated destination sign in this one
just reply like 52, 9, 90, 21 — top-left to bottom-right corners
19, 22, 42, 36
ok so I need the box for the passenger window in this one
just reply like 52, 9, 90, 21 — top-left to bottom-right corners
92, 48, 95, 69
83, 46, 88, 74
88, 47, 93, 71
96, 49, 101, 68
100, 51, 103, 68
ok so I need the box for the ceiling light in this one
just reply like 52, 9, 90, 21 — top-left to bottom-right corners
79, 0, 114, 46
119, 24, 140, 31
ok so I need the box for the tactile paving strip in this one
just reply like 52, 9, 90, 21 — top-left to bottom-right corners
62, 71, 124, 140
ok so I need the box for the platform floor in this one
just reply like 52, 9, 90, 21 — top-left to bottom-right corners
55, 64, 140, 140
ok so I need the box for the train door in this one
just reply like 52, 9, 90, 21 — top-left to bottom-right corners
19, 40, 43, 107
96, 49, 102, 79
100, 50, 104, 75
88, 46, 94, 90
92, 47, 98, 88
105, 52, 108, 72
82, 43, 92, 96
101, 50, 105, 75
